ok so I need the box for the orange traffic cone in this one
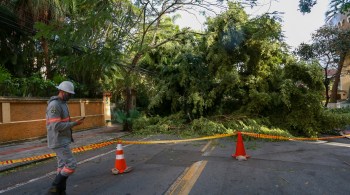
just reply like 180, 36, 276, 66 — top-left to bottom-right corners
111, 141, 133, 175
232, 132, 250, 160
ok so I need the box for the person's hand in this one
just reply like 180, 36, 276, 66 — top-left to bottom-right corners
75, 117, 85, 125
75, 120, 83, 125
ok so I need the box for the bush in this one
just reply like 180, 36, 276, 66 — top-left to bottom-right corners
0, 72, 57, 97
0, 66, 14, 96
132, 112, 188, 135
131, 113, 294, 140
19, 74, 57, 97
317, 108, 350, 134
112, 108, 140, 125
190, 117, 228, 135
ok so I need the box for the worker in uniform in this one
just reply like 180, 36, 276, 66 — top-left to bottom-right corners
46, 81, 84, 194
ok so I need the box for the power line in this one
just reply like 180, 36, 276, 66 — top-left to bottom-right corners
0, 1, 63, 34
0, 15, 34, 35
114, 61, 157, 76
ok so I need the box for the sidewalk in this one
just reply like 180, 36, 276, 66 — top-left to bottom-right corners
0, 124, 129, 172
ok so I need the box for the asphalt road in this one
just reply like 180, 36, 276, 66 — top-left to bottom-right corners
1, 134, 350, 195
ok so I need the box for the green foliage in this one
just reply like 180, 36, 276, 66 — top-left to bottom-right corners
112, 108, 140, 125
298, 26, 350, 104
146, 31, 212, 117
211, 115, 293, 139
316, 108, 350, 134
131, 113, 293, 140
148, 3, 287, 119
245, 90, 271, 114
190, 117, 228, 136
298, 0, 317, 13
132, 112, 187, 135
34, 0, 138, 98
329, 107, 350, 114
132, 116, 172, 135
18, 74, 56, 97
0, 65, 11, 83
326, 0, 350, 22
2, 0, 349, 139
0, 65, 13, 96
267, 62, 325, 136
140, 3, 343, 138
0, 72, 57, 97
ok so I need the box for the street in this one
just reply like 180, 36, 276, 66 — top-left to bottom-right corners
1, 134, 350, 195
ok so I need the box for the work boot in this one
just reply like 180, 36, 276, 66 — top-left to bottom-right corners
60, 176, 68, 195
47, 173, 67, 195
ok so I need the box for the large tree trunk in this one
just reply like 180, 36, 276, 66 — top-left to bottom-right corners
124, 87, 132, 111
41, 38, 52, 79
324, 68, 330, 107
330, 54, 346, 103
122, 87, 133, 131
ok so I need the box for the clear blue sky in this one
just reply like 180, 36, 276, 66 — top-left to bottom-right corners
175, 0, 329, 49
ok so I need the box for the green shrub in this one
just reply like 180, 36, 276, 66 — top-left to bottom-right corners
189, 117, 228, 136
132, 112, 188, 135
112, 108, 140, 125
317, 109, 350, 134
0, 66, 13, 96
19, 73, 56, 97
132, 115, 162, 131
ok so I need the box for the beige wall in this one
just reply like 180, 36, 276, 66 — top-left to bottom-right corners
339, 54, 349, 100
335, 14, 350, 29
333, 14, 350, 100
341, 55, 350, 99
0, 97, 109, 144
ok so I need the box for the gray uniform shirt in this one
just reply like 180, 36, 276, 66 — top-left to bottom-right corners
46, 96, 77, 149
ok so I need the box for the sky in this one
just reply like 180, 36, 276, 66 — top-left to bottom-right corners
175, 0, 329, 49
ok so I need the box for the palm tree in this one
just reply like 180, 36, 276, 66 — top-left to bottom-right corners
0, 1, 29, 77
299, 0, 350, 20
326, 0, 350, 22
6, 0, 74, 79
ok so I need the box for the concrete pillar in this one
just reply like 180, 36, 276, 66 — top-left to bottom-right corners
80, 101, 85, 117
103, 92, 112, 126
2, 103, 10, 123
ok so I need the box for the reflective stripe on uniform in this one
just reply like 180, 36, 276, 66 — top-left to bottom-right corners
46, 117, 70, 124
62, 166, 75, 174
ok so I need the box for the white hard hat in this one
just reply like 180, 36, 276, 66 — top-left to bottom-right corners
56, 81, 75, 94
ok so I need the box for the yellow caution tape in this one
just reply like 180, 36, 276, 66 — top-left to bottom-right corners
1, 132, 349, 166
0, 134, 234, 166
241, 132, 350, 141
120, 133, 236, 145
0, 141, 118, 166
0, 153, 56, 166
